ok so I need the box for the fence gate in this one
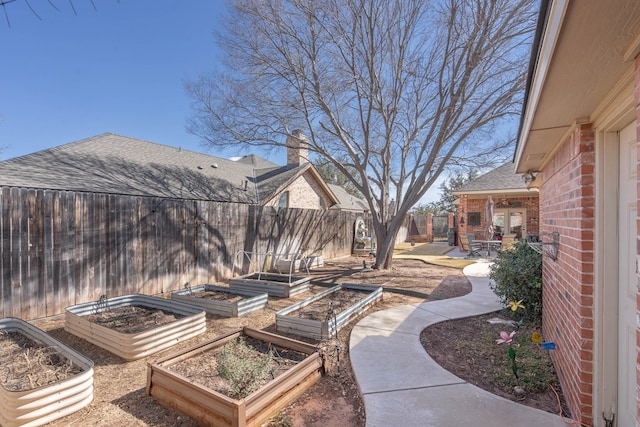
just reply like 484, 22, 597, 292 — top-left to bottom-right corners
432, 215, 449, 242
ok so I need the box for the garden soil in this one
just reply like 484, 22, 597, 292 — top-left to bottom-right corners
23, 256, 519, 427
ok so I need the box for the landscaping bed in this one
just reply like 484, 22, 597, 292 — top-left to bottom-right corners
421, 311, 569, 415
30, 256, 474, 427
276, 284, 383, 340
147, 327, 324, 427
171, 284, 268, 317
0, 318, 94, 427
230, 272, 312, 297
65, 294, 206, 361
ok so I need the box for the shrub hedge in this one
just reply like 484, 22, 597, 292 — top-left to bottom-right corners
489, 241, 543, 323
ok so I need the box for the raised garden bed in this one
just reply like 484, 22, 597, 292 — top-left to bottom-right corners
275, 255, 323, 273
146, 327, 324, 427
229, 272, 312, 297
170, 284, 268, 317
276, 284, 383, 340
0, 318, 94, 427
65, 294, 206, 361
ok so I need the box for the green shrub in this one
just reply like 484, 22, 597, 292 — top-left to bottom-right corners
217, 337, 273, 399
489, 241, 543, 323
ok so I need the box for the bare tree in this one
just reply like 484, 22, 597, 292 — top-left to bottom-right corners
186, 0, 537, 268
1, 0, 100, 27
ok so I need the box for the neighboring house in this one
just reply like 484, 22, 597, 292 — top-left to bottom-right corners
453, 162, 539, 243
326, 184, 369, 213
515, 1, 640, 425
0, 132, 343, 211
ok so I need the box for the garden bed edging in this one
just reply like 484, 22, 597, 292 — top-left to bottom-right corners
0, 318, 94, 427
64, 294, 206, 361
146, 327, 324, 427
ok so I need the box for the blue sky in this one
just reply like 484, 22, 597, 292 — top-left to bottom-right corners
0, 0, 453, 202
0, 0, 288, 163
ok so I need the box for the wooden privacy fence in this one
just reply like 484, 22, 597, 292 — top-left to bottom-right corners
0, 187, 358, 320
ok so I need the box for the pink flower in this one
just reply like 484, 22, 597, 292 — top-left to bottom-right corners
496, 331, 516, 345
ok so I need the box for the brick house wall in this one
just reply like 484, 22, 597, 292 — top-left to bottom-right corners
265, 173, 332, 210
538, 123, 596, 425
457, 196, 539, 245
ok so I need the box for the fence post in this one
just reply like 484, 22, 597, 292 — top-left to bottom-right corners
426, 213, 433, 243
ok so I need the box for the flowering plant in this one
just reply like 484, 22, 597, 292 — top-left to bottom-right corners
508, 299, 525, 311
497, 330, 520, 380
496, 331, 515, 344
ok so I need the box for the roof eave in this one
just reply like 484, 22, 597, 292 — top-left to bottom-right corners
453, 188, 539, 199
515, 0, 640, 174
514, 0, 567, 173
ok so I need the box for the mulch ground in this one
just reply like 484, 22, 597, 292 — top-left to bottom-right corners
17, 254, 566, 427
420, 312, 570, 417
0, 330, 83, 391
83, 306, 184, 334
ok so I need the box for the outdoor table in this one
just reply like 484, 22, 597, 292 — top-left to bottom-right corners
474, 240, 502, 257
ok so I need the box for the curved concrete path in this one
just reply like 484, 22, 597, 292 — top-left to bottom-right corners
349, 260, 566, 427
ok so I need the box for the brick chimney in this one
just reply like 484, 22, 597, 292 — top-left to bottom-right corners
286, 130, 309, 166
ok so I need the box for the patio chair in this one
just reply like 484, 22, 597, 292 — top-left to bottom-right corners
465, 233, 483, 258
499, 234, 517, 252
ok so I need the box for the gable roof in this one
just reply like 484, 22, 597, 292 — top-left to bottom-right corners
327, 184, 368, 212
0, 133, 300, 203
453, 163, 535, 196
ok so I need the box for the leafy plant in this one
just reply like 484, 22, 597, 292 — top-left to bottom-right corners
491, 327, 558, 393
217, 337, 273, 399
496, 330, 520, 381
268, 412, 294, 427
489, 241, 542, 323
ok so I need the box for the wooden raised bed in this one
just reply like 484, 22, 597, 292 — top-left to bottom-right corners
229, 272, 312, 297
276, 284, 383, 340
170, 284, 268, 317
146, 327, 324, 427
65, 294, 206, 361
0, 318, 94, 427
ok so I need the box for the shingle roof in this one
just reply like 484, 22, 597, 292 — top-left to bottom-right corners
327, 184, 368, 212
253, 164, 309, 203
454, 162, 527, 193
0, 133, 288, 203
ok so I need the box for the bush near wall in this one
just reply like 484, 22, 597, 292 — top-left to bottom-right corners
489, 241, 543, 323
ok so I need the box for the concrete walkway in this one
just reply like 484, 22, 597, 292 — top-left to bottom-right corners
349, 252, 566, 427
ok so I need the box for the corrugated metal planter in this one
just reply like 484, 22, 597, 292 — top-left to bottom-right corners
146, 327, 324, 427
229, 273, 312, 297
170, 285, 268, 317
0, 318, 94, 427
275, 255, 323, 273
276, 284, 383, 340
65, 294, 206, 361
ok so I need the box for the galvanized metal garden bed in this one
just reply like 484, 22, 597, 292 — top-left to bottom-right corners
64, 294, 206, 361
229, 272, 312, 297
276, 284, 383, 340
170, 284, 268, 317
146, 327, 324, 427
0, 318, 94, 427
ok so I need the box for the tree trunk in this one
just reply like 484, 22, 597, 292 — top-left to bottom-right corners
373, 223, 399, 270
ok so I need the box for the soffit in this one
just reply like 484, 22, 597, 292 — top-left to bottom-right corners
517, 0, 640, 173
